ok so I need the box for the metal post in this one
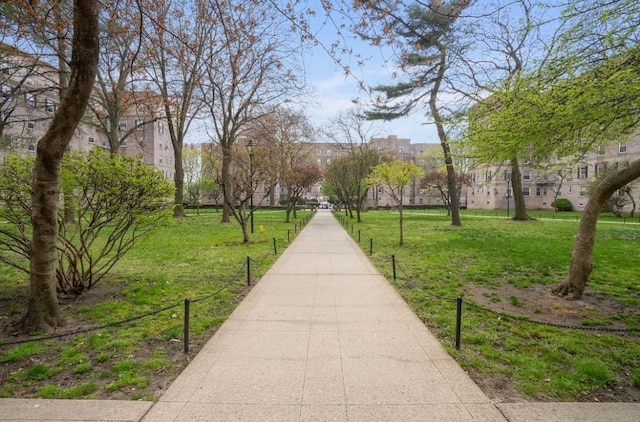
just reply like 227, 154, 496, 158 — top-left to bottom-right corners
273, 238, 277, 255
369, 238, 373, 256
455, 297, 463, 350
184, 298, 190, 354
392, 255, 396, 281
287, 230, 290, 243
246, 256, 251, 286
358, 230, 361, 243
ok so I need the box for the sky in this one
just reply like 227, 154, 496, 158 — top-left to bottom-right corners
298, 1, 563, 145
300, 4, 442, 144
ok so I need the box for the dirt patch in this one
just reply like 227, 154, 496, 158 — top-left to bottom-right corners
462, 283, 635, 332
0, 282, 211, 401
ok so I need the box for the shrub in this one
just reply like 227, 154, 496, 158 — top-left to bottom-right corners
551, 198, 573, 212
0, 150, 175, 295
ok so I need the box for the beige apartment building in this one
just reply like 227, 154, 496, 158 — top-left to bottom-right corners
0, 43, 174, 180
305, 135, 442, 208
467, 136, 640, 213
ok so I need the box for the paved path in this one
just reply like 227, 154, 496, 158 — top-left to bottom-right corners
1, 211, 639, 421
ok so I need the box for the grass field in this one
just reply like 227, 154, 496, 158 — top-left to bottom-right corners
0, 210, 311, 400
1, 208, 638, 402
339, 210, 640, 401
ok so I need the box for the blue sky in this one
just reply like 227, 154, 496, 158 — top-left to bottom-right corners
299, 1, 563, 145
301, 5, 441, 144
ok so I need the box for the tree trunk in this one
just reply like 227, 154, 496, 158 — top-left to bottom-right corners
553, 160, 640, 299
173, 140, 186, 218
510, 158, 531, 220
220, 149, 232, 223
23, 0, 99, 333
430, 46, 461, 226
399, 202, 404, 246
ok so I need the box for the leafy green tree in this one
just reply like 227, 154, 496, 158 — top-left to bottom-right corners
0, 150, 174, 296
468, 1, 640, 299
366, 160, 423, 245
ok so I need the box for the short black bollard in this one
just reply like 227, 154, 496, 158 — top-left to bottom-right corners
246, 256, 251, 286
358, 230, 361, 243
455, 297, 463, 350
273, 238, 277, 255
184, 298, 191, 354
369, 238, 373, 256
392, 255, 396, 281
287, 229, 291, 243
351, 224, 354, 235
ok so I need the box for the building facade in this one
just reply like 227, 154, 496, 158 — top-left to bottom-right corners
1, 43, 174, 180
467, 136, 640, 213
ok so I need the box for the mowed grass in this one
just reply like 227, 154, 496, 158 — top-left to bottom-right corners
342, 210, 640, 401
0, 210, 311, 400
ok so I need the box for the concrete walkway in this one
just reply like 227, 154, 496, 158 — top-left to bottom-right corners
1, 211, 639, 421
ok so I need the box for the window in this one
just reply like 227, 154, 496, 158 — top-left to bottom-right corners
485, 171, 492, 182
327, 149, 332, 156
523, 187, 530, 196
579, 187, 586, 197
316, 149, 321, 156
159, 156, 163, 164
88, 135, 95, 144
326, 158, 331, 165
27, 139, 36, 151
619, 142, 627, 154
118, 121, 127, 131
316, 158, 321, 165
595, 163, 605, 175
578, 165, 588, 179
522, 170, 531, 180
120, 139, 127, 147
504, 170, 511, 180
597, 145, 605, 155
399, 146, 404, 153
536, 187, 542, 197
568, 186, 573, 194
135, 120, 145, 130
45, 99, 55, 113
158, 122, 165, 134
159, 141, 163, 149
26, 93, 36, 108
27, 117, 35, 130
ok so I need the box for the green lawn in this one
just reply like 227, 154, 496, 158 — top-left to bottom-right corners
340, 210, 640, 401
0, 210, 311, 400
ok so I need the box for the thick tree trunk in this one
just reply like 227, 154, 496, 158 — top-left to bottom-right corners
23, 0, 99, 333
553, 160, 640, 299
510, 158, 531, 221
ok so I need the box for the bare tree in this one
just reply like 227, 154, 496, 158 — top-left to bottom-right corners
142, 0, 210, 217
199, 0, 304, 224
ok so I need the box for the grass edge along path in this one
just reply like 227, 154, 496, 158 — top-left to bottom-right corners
0, 210, 314, 400
338, 210, 640, 402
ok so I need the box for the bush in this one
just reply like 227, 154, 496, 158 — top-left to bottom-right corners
0, 150, 174, 295
551, 198, 573, 212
